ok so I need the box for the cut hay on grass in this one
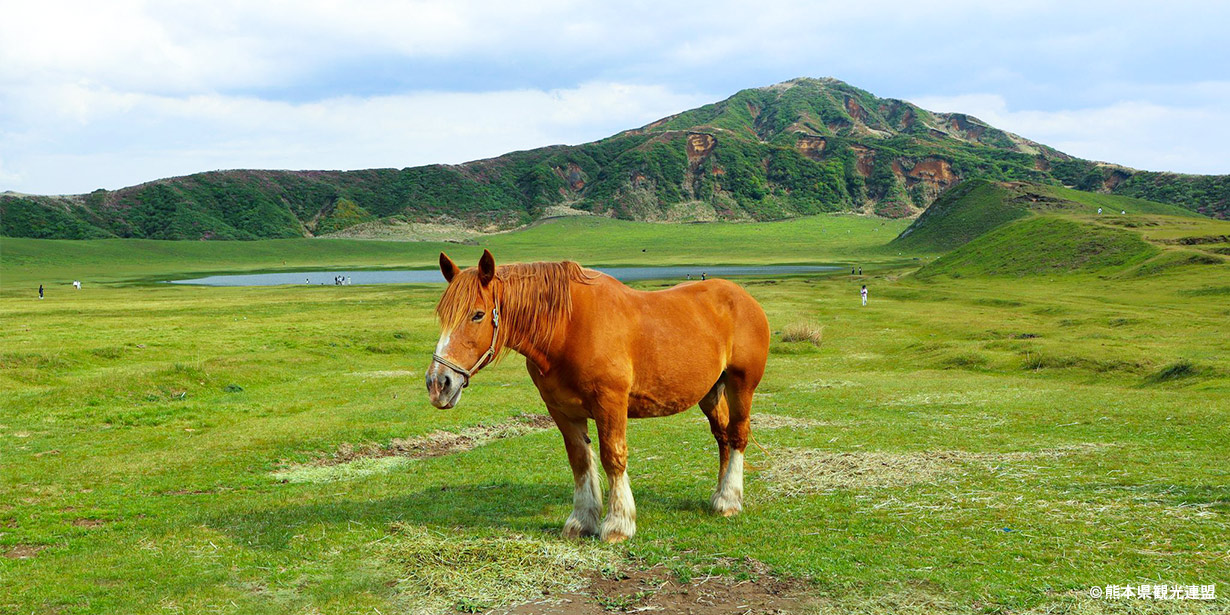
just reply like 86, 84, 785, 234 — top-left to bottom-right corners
780, 322, 825, 346
760, 445, 1105, 497
384, 524, 618, 614
751, 413, 835, 430
273, 413, 555, 484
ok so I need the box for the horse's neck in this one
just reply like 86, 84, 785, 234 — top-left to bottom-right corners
500, 277, 572, 375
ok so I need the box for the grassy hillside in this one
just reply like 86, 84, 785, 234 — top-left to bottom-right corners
892, 179, 1198, 253
6, 77, 1226, 241
0, 214, 910, 289
917, 209, 1229, 279
916, 216, 1160, 277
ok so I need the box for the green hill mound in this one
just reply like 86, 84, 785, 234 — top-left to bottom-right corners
917, 216, 1160, 278
892, 180, 1196, 253
4, 77, 1227, 240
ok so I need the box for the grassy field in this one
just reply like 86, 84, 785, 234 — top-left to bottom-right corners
0, 214, 909, 289
1, 212, 1228, 614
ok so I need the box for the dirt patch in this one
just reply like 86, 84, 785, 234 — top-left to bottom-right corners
273, 413, 557, 484
500, 561, 808, 615
761, 445, 1104, 496
349, 369, 418, 379
3, 544, 45, 559
331, 412, 555, 465
71, 518, 106, 528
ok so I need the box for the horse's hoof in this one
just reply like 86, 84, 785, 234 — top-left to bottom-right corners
600, 518, 636, 543
710, 494, 743, 517
601, 530, 631, 544
562, 518, 598, 540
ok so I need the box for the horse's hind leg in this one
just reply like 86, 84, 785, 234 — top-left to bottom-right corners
712, 373, 756, 517
549, 408, 602, 539
699, 379, 731, 493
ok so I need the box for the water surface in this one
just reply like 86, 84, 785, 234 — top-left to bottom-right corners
170, 265, 842, 286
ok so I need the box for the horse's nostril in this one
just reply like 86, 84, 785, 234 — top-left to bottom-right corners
442, 374, 452, 390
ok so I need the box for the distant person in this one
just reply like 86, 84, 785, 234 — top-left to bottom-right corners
861, 285, 868, 307
1121, 210, 1126, 215
701, 272, 707, 281
306, 278, 310, 284
858, 267, 862, 276
39, 284, 44, 299
686, 274, 692, 280
1098, 208, 1103, 214
851, 267, 855, 275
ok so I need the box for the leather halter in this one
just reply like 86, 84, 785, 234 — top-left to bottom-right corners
431, 303, 500, 387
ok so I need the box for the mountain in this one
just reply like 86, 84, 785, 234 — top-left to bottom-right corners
2, 77, 1227, 240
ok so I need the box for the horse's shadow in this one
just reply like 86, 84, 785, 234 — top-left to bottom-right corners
212, 480, 710, 550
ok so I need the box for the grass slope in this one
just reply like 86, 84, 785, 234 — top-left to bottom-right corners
917, 216, 1160, 278
1, 237, 1227, 613
892, 179, 1198, 253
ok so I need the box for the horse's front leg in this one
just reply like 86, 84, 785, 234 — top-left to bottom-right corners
592, 395, 635, 543
549, 408, 602, 539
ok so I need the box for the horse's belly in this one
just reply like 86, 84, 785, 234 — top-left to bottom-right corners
626, 393, 695, 418
626, 362, 724, 418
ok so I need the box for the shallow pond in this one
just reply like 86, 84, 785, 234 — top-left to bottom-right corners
170, 265, 842, 286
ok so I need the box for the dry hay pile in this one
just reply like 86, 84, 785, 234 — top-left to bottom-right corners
272, 413, 555, 484
760, 445, 1104, 497
384, 524, 618, 614
751, 412, 835, 430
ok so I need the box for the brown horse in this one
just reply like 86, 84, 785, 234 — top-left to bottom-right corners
425, 250, 770, 543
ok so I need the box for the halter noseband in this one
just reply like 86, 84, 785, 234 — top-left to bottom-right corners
431, 303, 500, 387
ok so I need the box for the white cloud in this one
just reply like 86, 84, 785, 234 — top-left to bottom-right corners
909, 92, 1230, 175
0, 82, 711, 193
1, 1, 1227, 193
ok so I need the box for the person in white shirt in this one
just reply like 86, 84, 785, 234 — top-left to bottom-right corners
861, 285, 868, 306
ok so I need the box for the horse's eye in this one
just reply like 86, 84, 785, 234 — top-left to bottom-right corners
472, 311, 485, 322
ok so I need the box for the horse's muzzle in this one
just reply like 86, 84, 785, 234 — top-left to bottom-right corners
425, 363, 465, 409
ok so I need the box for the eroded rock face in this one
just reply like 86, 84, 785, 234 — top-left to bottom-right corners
894, 157, 957, 206
845, 96, 866, 123
897, 157, 956, 186
686, 132, 717, 163
850, 145, 876, 177
1103, 168, 1131, 191
553, 162, 587, 193
794, 135, 827, 160
946, 114, 986, 141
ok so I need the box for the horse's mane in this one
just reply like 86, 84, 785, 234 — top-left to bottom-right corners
435, 261, 598, 360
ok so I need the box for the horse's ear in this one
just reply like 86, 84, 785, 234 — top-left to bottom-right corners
439, 252, 460, 283
478, 249, 496, 286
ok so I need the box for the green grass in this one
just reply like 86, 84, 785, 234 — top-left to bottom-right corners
918, 216, 1161, 278
1, 217, 1228, 613
0, 213, 909, 288
892, 179, 1197, 254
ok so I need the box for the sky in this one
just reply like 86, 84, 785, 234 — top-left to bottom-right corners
2, 0, 1228, 195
